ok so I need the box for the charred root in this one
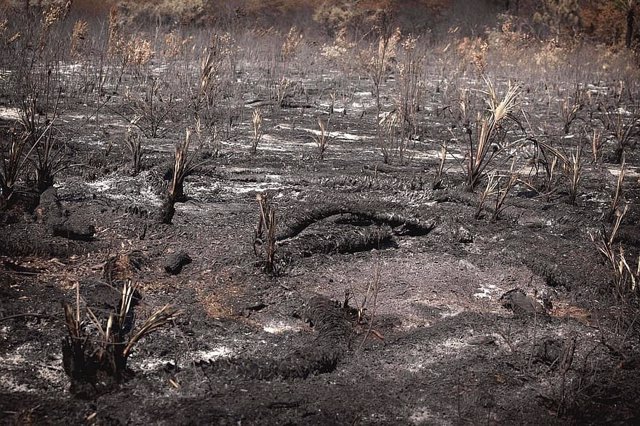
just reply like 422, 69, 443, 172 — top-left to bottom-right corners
280, 223, 395, 259
277, 202, 434, 242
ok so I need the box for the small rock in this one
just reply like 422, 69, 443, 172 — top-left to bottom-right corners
468, 335, 497, 346
164, 251, 192, 275
457, 226, 473, 243
500, 289, 546, 316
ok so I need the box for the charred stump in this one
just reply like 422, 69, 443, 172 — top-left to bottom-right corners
61, 281, 179, 398
159, 193, 176, 224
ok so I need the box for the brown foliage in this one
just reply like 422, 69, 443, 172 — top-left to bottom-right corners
581, 1, 629, 44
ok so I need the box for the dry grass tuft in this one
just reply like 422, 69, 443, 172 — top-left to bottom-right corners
197, 32, 234, 110
124, 124, 143, 176
475, 171, 519, 221
321, 27, 354, 61
39, 0, 71, 50
170, 129, 191, 200
312, 116, 331, 160
70, 19, 88, 58
124, 35, 154, 66
163, 29, 193, 59
591, 205, 640, 300
0, 132, 27, 204
608, 156, 627, 221
254, 192, 278, 275
345, 261, 384, 351
281, 26, 303, 62
160, 129, 194, 224
457, 36, 488, 76
561, 144, 583, 205
251, 108, 263, 154
107, 6, 123, 56
62, 280, 180, 392
466, 79, 521, 190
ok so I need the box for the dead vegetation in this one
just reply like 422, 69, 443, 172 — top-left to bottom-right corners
62, 280, 180, 397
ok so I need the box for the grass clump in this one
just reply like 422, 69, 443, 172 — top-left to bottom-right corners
62, 280, 180, 397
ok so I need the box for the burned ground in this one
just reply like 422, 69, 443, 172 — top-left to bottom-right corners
1, 26, 640, 426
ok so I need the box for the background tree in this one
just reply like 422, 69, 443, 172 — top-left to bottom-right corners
580, 0, 638, 47
533, 0, 581, 41
615, 0, 638, 48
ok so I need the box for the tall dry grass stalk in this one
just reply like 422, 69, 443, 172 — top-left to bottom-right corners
356, 261, 383, 351
124, 124, 143, 176
523, 138, 560, 196
254, 192, 278, 275
433, 143, 448, 189
377, 109, 401, 164
70, 19, 88, 58
321, 27, 354, 62
559, 87, 584, 134
107, 6, 123, 57
313, 116, 331, 160
170, 129, 191, 201
457, 37, 488, 75
39, 0, 72, 51
395, 34, 424, 138
124, 78, 173, 138
124, 35, 153, 67
600, 104, 640, 163
359, 22, 401, 167
199, 48, 217, 103
0, 134, 27, 203
251, 108, 263, 154
562, 144, 583, 205
467, 79, 521, 190
19, 91, 64, 192
281, 26, 303, 62
591, 205, 639, 299
363, 27, 401, 112
272, 77, 296, 108
62, 280, 180, 388
160, 129, 197, 224
475, 171, 518, 220
533, 140, 583, 203
123, 303, 181, 358
590, 129, 603, 163
608, 156, 626, 221
163, 30, 193, 59
197, 33, 233, 111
